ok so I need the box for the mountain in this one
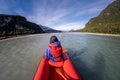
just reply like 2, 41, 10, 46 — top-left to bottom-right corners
40, 25, 62, 33
77, 0, 120, 34
0, 14, 44, 39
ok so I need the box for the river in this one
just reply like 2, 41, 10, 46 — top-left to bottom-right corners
0, 32, 120, 80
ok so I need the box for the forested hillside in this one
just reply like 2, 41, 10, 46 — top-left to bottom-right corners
77, 0, 120, 34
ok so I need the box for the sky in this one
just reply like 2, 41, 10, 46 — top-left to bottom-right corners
0, 0, 114, 31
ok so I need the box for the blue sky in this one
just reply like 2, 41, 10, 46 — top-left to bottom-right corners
0, 0, 114, 31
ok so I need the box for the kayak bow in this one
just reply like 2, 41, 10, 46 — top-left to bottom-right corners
34, 50, 82, 80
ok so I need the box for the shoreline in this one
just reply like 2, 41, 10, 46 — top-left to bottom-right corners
0, 33, 49, 41
0, 32, 120, 41
87, 33, 120, 37
72, 32, 120, 37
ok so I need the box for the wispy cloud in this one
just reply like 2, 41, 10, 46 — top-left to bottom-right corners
75, 0, 111, 17
27, 0, 113, 28
0, 0, 114, 31
76, 7, 102, 17
28, 8, 69, 26
15, 8, 26, 15
29, 0, 74, 25
53, 21, 86, 31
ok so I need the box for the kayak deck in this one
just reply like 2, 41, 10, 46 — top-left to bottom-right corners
34, 50, 82, 80
49, 67, 66, 80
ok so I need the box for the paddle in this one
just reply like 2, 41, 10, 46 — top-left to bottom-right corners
53, 49, 68, 80
55, 68, 67, 80
63, 49, 68, 53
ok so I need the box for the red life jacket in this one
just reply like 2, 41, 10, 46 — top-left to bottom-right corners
49, 43, 63, 67
49, 43, 63, 61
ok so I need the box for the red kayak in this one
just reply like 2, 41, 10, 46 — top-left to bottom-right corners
34, 50, 82, 80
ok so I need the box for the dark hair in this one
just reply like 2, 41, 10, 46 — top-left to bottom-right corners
50, 36, 59, 44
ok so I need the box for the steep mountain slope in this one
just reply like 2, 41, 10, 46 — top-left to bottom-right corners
40, 26, 61, 33
0, 14, 44, 38
77, 0, 120, 34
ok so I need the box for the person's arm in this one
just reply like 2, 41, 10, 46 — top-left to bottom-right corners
44, 47, 51, 59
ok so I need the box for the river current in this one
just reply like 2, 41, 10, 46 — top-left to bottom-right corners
0, 32, 120, 80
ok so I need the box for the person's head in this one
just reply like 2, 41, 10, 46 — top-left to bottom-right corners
50, 36, 59, 44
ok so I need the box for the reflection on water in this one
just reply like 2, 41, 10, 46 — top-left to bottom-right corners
0, 33, 120, 80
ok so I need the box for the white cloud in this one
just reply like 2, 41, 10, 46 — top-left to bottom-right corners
0, 0, 114, 32
27, 0, 71, 27
27, 0, 111, 31
53, 21, 86, 31
75, 0, 114, 16
27, 8, 69, 26
15, 9, 26, 15
76, 7, 102, 16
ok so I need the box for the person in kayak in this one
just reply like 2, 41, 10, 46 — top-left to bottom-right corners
44, 36, 64, 64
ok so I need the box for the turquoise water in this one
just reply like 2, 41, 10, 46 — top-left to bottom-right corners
0, 33, 120, 80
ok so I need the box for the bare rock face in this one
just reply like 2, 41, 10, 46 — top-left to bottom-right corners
0, 14, 44, 37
